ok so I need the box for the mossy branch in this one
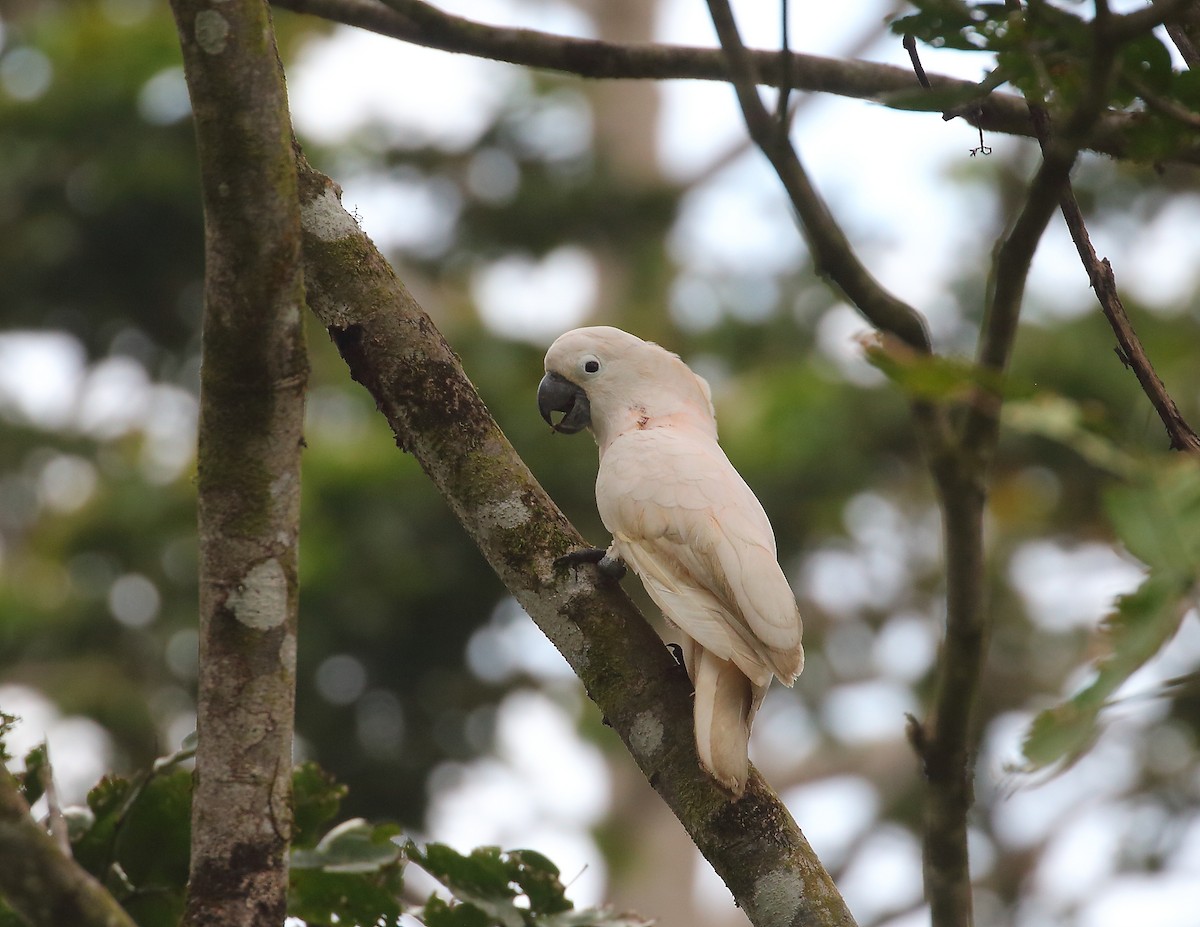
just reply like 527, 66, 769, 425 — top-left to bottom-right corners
294, 151, 857, 927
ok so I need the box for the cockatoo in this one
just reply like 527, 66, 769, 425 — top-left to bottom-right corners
537, 326, 804, 797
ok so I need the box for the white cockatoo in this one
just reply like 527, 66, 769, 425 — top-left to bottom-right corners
537, 326, 804, 797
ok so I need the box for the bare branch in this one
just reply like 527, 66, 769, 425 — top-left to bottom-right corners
0, 765, 137, 927
1004, 4, 1200, 454
294, 152, 858, 927
1165, 0, 1200, 67
169, 0, 308, 924
1074, 249, 1200, 454
704, 0, 932, 353
269, 0, 1200, 167
1102, 0, 1196, 42
964, 20, 1120, 452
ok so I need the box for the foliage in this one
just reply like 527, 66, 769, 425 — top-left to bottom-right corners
405, 842, 651, 927
890, 0, 1197, 159
0, 724, 645, 927
1020, 458, 1200, 770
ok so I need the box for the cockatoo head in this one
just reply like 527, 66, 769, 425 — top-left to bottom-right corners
538, 326, 716, 449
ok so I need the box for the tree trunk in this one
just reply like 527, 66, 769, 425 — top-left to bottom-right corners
169, 1, 308, 924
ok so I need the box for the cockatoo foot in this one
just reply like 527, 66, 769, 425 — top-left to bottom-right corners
554, 547, 627, 581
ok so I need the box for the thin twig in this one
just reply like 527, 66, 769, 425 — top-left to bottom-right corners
903, 33, 931, 89
776, 0, 793, 122
38, 744, 70, 857
1004, 0, 1200, 454
703, 0, 933, 353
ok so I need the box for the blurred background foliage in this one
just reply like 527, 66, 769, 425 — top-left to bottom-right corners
1, 1, 1200, 925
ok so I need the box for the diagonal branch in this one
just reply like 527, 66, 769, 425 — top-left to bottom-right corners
269, 0, 1200, 167
0, 765, 137, 927
1069, 234, 1200, 454
293, 150, 857, 927
169, 0, 308, 924
703, 0, 931, 354
1165, 0, 1200, 68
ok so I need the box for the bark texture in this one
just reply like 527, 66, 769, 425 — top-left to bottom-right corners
169, 1, 308, 925
295, 154, 856, 927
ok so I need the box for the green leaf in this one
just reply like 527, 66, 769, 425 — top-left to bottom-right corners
408, 842, 520, 903
113, 766, 192, 889
72, 774, 134, 878
406, 842, 654, 927
422, 895, 492, 927
406, 843, 525, 927
1105, 463, 1200, 576
1120, 33, 1174, 97
288, 817, 404, 926
292, 761, 349, 850
289, 868, 403, 927
18, 743, 48, 807
0, 710, 16, 764
103, 765, 192, 927
1004, 396, 1136, 477
0, 899, 26, 927
889, 4, 1010, 53
863, 339, 1015, 402
508, 849, 572, 917
292, 818, 403, 873
1021, 572, 1189, 771
541, 911, 656, 927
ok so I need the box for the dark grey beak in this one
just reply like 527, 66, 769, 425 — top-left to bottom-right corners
537, 372, 591, 434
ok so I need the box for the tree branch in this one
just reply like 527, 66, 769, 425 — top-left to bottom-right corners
0, 765, 137, 927
293, 151, 857, 927
703, 0, 931, 354
992, 1, 1200, 454
268, 0, 1200, 167
169, 1, 308, 924
1165, 0, 1200, 68
915, 8, 1125, 925
1068, 237, 1200, 454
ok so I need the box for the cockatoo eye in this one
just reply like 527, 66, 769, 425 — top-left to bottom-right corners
581, 356, 601, 375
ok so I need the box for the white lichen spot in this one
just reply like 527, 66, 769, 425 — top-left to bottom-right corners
270, 470, 296, 499
194, 10, 230, 55
479, 494, 531, 531
227, 558, 288, 630
752, 869, 805, 926
629, 711, 663, 759
300, 187, 361, 242
279, 630, 297, 671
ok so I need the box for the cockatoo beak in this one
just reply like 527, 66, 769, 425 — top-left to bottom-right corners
537, 371, 591, 434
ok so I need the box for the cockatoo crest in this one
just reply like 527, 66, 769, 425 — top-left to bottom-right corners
539, 326, 804, 798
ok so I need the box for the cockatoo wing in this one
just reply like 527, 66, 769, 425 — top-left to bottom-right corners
596, 428, 804, 685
